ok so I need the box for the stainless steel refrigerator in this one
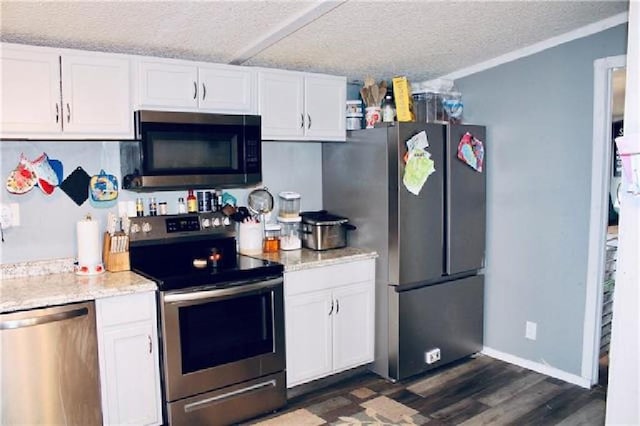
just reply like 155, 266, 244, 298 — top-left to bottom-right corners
322, 122, 486, 380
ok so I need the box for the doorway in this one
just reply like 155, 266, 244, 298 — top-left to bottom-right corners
599, 66, 626, 386
582, 55, 626, 388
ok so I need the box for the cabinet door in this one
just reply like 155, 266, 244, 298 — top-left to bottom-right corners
137, 60, 198, 110
97, 292, 162, 426
258, 70, 304, 140
304, 74, 346, 141
100, 323, 162, 426
61, 54, 132, 137
0, 47, 61, 137
332, 281, 375, 373
199, 65, 255, 113
285, 290, 332, 387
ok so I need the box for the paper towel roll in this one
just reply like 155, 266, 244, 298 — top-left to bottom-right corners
77, 216, 101, 267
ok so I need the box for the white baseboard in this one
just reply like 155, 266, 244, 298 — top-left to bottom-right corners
482, 346, 592, 389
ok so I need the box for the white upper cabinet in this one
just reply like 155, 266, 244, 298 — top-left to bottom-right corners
61, 54, 132, 136
137, 58, 256, 114
0, 43, 133, 140
304, 74, 347, 141
137, 60, 199, 109
1, 48, 61, 135
198, 65, 255, 113
258, 69, 346, 141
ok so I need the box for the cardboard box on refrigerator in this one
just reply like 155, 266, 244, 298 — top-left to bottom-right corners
392, 76, 414, 122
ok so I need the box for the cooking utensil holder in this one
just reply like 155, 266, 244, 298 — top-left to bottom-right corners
102, 232, 131, 272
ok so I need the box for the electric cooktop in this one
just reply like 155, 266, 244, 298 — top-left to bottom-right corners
127, 214, 283, 291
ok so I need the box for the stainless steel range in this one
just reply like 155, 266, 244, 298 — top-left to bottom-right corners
128, 212, 286, 426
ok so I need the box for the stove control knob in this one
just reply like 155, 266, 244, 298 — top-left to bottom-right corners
141, 222, 152, 233
222, 217, 231, 226
130, 223, 141, 234
201, 218, 211, 228
212, 218, 221, 227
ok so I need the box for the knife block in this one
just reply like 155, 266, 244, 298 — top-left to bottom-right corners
102, 232, 131, 272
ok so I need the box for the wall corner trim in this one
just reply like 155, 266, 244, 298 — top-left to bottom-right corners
440, 11, 629, 81
482, 346, 592, 389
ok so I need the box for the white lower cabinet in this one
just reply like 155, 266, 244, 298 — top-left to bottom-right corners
285, 259, 375, 388
96, 291, 162, 426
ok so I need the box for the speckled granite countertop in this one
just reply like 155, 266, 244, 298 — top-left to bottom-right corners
0, 258, 157, 314
252, 247, 377, 272
0, 248, 375, 313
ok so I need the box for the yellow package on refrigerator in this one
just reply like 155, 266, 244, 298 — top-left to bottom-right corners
392, 76, 414, 122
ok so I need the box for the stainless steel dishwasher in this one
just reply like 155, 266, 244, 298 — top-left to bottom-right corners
0, 301, 102, 425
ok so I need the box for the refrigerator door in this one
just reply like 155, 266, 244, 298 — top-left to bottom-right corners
446, 124, 486, 275
394, 123, 446, 286
394, 275, 484, 380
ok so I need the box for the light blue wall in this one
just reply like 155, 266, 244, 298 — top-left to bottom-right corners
0, 140, 322, 264
455, 24, 628, 376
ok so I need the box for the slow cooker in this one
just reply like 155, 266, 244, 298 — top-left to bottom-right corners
300, 210, 356, 251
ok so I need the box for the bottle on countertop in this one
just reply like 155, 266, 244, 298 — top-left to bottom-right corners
177, 197, 187, 214
187, 190, 198, 213
148, 197, 157, 216
135, 197, 144, 217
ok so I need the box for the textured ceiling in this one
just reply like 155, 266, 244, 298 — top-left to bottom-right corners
0, 0, 629, 83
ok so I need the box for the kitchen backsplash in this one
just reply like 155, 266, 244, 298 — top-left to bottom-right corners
0, 140, 322, 264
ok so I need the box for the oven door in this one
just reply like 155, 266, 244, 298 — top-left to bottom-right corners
160, 276, 285, 402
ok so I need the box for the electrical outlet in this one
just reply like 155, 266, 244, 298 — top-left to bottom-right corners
526, 321, 537, 340
0, 203, 20, 229
425, 348, 441, 364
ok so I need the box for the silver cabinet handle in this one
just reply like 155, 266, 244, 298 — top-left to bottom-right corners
202, 83, 206, 101
55, 103, 59, 123
66, 103, 71, 123
307, 113, 311, 129
336, 299, 339, 313
328, 299, 334, 316
300, 113, 304, 129
0, 307, 88, 330
148, 335, 152, 354
193, 81, 197, 99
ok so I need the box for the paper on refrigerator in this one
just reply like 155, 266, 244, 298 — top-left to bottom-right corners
403, 131, 435, 195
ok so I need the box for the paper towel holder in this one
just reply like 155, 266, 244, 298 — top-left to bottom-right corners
75, 213, 105, 276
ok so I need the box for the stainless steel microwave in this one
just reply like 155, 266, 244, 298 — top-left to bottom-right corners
120, 110, 261, 191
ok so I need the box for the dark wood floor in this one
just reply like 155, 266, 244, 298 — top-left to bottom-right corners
246, 355, 607, 425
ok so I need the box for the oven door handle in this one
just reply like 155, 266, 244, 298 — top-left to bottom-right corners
163, 277, 283, 303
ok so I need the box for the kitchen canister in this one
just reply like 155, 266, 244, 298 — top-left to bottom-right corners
346, 100, 363, 130
75, 214, 104, 275
238, 221, 263, 255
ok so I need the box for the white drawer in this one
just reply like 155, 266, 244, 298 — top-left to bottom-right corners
285, 258, 375, 297
96, 291, 156, 327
